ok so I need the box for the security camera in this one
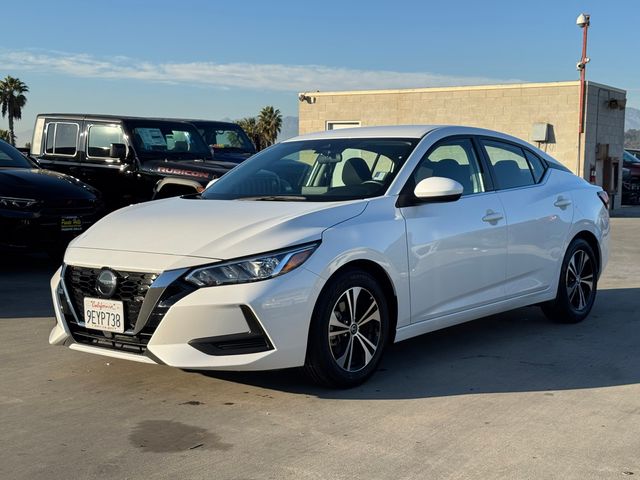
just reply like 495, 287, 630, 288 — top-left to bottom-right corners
298, 93, 316, 104
576, 13, 590, 28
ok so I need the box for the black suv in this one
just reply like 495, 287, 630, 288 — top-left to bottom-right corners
30, 114, 236, 209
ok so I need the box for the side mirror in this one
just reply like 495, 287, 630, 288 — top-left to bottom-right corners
109, 143, 127, 161
413, 177, 464, 203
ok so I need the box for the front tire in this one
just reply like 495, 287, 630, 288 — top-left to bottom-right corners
541, 238, 598, 323
305, 269, 389, 388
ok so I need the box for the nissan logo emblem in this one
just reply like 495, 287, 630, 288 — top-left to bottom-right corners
96, 269, 118, 298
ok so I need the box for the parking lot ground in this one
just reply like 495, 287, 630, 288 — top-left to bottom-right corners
1, 211, 639, 480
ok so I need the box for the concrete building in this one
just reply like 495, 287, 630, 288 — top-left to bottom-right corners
298, 81, 626, 208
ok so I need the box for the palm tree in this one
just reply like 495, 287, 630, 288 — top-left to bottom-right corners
237, 117, 262, 151
0, 129, 10, 143
258, 106, 282, 148
0, 76, 29, 146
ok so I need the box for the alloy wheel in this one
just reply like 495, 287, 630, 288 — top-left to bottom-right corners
566, 249, 595, 311
328, 287, 381, 372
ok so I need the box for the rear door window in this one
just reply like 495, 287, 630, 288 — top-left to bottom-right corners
87, 124, 125, 159
481, 140, 535, 189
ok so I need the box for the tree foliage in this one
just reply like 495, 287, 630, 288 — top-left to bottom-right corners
0, 76, 29, 146
237, 106, 283, 151
258, 106, 282, 148
237, 117, 262, 151
0, 129, 10, 142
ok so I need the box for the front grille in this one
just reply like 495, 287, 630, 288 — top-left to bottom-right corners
41, 198, 99, 216
66, 325, 155, 354
62, 266, 194, 355
65, 266, 158, 331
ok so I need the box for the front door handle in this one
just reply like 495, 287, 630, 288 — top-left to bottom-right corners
554, 196, 572, 209
482, 211, 504, 224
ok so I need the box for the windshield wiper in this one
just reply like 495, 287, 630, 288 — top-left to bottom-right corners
238, 195, 307, 201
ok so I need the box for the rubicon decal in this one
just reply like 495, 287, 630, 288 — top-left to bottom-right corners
156, 167, 210, 179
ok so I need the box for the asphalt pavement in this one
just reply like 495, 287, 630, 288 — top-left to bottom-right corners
1, 210, 639, 480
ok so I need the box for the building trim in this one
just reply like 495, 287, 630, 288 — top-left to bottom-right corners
300, 81, 584, 98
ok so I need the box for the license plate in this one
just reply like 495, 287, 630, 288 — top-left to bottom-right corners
83, 297, 125, 333
61, 216, 82, 232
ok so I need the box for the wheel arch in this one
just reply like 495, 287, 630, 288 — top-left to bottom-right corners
153, 177, 203, 199
570, 230, 602, 277
312, 259, 399, 345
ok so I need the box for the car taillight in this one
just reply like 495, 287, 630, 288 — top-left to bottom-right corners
597, 190, 609, 209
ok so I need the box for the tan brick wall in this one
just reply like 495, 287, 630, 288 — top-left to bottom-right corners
299, 81, 627, 207
299, 82, 582, 171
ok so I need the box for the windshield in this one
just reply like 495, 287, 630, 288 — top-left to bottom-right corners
127, 121, 211, 161
0, 140, 34, 168
201, 137, 419, 201
195, 123, 256, 155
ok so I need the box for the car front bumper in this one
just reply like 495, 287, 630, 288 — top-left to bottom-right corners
50, 258, 323, 371
0, 209, 98, 250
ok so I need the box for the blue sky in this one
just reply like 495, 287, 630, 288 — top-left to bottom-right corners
1, 0, 638, 144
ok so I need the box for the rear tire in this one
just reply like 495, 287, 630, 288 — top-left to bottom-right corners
541, 238, 598, 323
304, 269, 389, 388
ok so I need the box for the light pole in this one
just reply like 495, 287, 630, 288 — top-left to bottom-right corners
577, 13, 591, 134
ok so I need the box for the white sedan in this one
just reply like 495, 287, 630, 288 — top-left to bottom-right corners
50, 125, 610, 387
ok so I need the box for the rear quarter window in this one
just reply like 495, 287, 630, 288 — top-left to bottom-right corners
524, 150, 547, 183
45, 122, 79, 156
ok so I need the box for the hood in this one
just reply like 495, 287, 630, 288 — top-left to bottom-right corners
70, 197, 368, 260
140, 159, 234, 183
212, 150, 253, 164
627, 164, 640, 177
0, 168, 97, 200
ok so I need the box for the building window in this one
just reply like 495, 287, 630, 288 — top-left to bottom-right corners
326, 121, 361, 130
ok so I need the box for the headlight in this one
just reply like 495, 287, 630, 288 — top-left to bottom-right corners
0, 197, 40, 209
185, 242, 319, 287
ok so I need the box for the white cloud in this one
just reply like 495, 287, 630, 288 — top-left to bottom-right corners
0, 49, 520, 92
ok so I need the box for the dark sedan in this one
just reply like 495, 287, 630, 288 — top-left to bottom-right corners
0, 139, 102, 255
623, 150, 640, 205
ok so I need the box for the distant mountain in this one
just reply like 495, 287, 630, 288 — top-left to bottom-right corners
626, 107, 640, 131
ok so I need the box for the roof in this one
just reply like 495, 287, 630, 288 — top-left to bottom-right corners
35, 113, 236, 124
283, 124, 568, 169
285, 125, 442, 141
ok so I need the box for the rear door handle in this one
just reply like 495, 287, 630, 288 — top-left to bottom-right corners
482, 211, 504, 223
554, 196, 572, 209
